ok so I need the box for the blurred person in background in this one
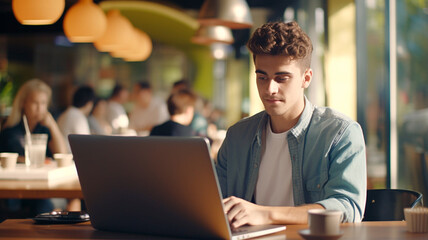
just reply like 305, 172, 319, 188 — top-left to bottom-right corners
57, 86, 95, 153
150, 89, 197, 137
0, 78, 66, 159
106, 84, 129, 134
89, 98, 112, 135
171, 79, 208, 137
0, 78, 67, 218
129, 81, 168, 135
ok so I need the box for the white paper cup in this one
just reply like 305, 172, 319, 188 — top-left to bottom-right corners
308, 209, 343, 236
404, 207, 428, 233
0, 152, 19, 170
53, 153, 73, 167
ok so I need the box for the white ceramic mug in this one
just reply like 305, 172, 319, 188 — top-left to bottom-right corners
308, 209, 343, 236
53, 153, 73, 167
0, 152, 19, 170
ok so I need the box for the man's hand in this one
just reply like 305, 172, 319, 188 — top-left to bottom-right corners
223, 196, 271, 228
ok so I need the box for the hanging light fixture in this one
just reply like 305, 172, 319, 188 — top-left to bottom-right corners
124, 29, 153, 62
197, 0, 252, 29
110, 27, 140, 58
63, 0, 107, 43
12, 0, 65, 25
191, 25, 234, 45
93, 10, 134, 52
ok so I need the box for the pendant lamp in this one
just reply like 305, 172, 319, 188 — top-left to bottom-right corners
110, 27, 140, 58
12, 0, 65, 25
197, 0, 252, 29
124, 29, 153, 62
191, 25, 234, 45
63, 0, 107, 43
93, 10, 134, 52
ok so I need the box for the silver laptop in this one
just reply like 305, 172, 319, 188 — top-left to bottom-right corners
69, 135, 285, 239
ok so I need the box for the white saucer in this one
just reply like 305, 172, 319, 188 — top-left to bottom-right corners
298, 229, 344, 240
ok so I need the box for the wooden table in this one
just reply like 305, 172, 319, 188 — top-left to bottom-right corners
0, 220, 427, 239
0, 177, 83, 199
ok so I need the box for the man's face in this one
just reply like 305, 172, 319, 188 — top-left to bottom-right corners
254, 54, 312, 119
137, 89, 152, 108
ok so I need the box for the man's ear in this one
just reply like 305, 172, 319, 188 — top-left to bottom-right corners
302, 68, 313, 89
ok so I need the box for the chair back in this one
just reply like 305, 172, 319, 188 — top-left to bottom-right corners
363, 189, 423, 221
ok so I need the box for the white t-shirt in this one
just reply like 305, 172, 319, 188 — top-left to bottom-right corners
57, 107, 90, 153
255, 120, 294, 206
129, 96, 169, 134
106, 101, 129, 133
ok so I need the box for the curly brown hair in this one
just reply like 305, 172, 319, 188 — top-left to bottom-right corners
247, 21, 313, 69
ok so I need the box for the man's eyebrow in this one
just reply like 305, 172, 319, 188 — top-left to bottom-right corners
255, 70, 292, 75
275, 71, 292, 75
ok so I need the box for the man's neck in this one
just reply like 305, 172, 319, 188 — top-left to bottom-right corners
269, 115, 299, 133
269, 100, 305, 133
171, 114, 191, 126
78, 105, 91, 117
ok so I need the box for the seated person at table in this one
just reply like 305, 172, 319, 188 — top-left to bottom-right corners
216, 21, 367, 228
89, 98, 112, 135
106, 84, 129, 134
57, 86, 95, 152
129, 81, 169, 135
0, 78, 67, 217
150, 89, 197, 137
0, 78, 66, 159
171, 79, 209, 137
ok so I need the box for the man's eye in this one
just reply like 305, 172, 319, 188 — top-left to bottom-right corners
276, 76, 288, 82
257, 75, 267, 80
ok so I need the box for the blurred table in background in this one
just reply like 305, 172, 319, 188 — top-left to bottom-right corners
0, 177, 82, 199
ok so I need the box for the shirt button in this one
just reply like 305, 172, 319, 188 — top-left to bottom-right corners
317, 184, 321, 189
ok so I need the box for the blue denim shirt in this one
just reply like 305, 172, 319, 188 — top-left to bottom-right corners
216, 97, 367, 222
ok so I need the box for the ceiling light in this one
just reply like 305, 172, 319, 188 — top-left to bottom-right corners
12, 0, 65, 25
197, 0, 252, 29
63, 0, 107, 43
191, 25, 234, 45
123, 29, 153, 62
93, 10, 134, 52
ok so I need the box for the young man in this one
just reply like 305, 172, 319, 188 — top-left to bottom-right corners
216, 21, 367, 227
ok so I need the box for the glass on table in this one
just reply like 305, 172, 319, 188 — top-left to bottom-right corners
25, 133, 48, 168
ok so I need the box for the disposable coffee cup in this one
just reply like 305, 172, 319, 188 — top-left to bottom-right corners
404, 207, 428, 233
0, 152, 19, 170
53, 153, 73, 167
25, 133, 48, 168
308, 209, 343, 236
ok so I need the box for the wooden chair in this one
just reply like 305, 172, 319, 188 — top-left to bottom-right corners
363, 189, 423, 221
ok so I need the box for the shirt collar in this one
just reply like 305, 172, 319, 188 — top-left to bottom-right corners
289, 96, 314, 142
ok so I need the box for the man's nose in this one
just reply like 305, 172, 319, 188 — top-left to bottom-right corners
267, 80, 279, 94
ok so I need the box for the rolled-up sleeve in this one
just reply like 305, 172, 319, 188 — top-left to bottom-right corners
316, 122, 367, 222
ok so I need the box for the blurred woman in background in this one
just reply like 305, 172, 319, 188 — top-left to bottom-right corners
0, 78, 68, 218
0, 78, 66, 158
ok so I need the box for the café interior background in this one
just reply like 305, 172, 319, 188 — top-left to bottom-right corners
0, 0, 428, 198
